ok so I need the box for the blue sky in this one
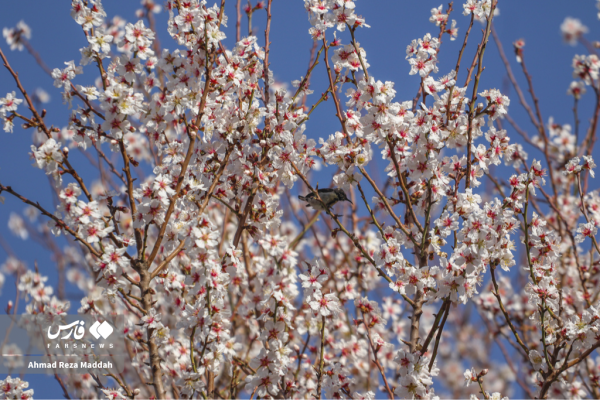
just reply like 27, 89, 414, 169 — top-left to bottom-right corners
1, 0, 599, 397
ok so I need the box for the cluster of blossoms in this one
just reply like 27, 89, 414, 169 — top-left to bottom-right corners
0, 91, 22, 133
0, 376, 33, 400
305, 0, 369, 40
3, 0, 600, 399
565, 156, 597, 178
2, 20, 30, 52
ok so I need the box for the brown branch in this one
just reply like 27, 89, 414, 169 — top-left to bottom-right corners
359, 168, 420, 250
428, 297, 449, 371
410, 291, 424, 353
421, 300, 449, 354
465, 1, 496, 189
70, 82, 105, 120
581, 81, 600, 192
490, 264, 530, 356
236, 0, 242, 42
518, 49, 559, 199
291, 44, 325, 105
0, 47, 52, 138
315, 315, 326, 400
147, 61, 216, 265
480, 309, 536, 399
151, 239, 186, 279
145, 5, 166, 89
54, 374, 72, 400
21, 38, 52, 76
361, 312, 395, 399
539, 339, 600, 398
119, 139, 143, 255
232, 187, 257, 248
386, 138, 423, 233
504, 113, 539, 148
263, 0, 272, 106
356, 182, 386, 240
287, 210, 321, 250
139, 265, 166, 399
490, 25, 541, 131
0, 184, 101, 258
94, 143, 126, 184
454, 14, 474, 77
321, 39, 351, 141
301, 40, 319, 110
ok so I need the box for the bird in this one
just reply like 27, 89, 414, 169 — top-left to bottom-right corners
298, 188, 352, 210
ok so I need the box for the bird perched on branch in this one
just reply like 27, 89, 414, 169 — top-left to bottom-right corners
298, 188, 352, 210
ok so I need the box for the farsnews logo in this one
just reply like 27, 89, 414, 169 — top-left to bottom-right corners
89, 321, 114, 339
47, 320, 86, 340
47, 320, 113, 340
0, 315, 125, 374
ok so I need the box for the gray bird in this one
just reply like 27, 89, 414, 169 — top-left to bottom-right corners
298, 188, 352, 210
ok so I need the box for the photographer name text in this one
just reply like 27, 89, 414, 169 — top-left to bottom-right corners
28, 361, 113, 369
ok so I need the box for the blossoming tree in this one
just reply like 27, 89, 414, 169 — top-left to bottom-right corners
1, 0, 600, 399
